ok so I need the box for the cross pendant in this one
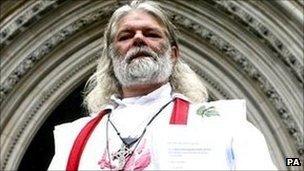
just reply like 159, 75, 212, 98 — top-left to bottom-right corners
112, 144, 133, 170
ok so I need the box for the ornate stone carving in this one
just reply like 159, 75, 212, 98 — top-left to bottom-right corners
1, 2, 303, 169
186, 61, 232, 100
0, 6, 116, 105
214, 0, 304, 85
296, 0, 304, 6
1, 52, 100, 171
0, 0, 58, 46
170, 12, 303, 157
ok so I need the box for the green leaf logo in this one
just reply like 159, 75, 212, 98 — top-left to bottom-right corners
196, 105, 219, 117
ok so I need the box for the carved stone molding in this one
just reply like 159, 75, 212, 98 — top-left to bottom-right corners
0, 51, 100, 170
297, 0, 304, 6
0, 1, 303, 170
214, 0, 304, 85
0, 0, 59, 46
182, 56, 232, 100
0, 5, 115, 105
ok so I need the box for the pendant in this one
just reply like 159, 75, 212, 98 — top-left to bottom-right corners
111, 137, 140, 169
112, 143, 133, 170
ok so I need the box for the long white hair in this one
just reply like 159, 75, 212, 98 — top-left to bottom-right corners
83, 0, 208, 113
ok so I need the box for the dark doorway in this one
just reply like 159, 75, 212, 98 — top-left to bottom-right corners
18, 82, 88, 171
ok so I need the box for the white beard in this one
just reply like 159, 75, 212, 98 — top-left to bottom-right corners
111, 45, 173, 87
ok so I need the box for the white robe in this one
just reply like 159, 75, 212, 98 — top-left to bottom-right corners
48, 84, 277, 170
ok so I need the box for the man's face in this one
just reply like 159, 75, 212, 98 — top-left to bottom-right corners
110, 10, 178, 87
114, 10, 169, 57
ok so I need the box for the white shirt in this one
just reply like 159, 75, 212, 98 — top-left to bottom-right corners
48, 83, 277, 170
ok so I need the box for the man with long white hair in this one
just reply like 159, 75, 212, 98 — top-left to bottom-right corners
48, 1, 276, 170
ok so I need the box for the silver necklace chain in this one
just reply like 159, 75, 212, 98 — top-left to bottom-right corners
105, 99, 174, 170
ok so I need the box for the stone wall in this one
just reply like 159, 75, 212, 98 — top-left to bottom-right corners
1, 0, 303, 170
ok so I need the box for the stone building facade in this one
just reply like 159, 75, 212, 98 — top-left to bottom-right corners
1, 0, 303, 170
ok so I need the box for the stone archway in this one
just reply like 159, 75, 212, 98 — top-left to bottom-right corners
1, 0, 303, 170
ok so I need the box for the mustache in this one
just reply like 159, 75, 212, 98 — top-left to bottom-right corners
125, 47, 158, 63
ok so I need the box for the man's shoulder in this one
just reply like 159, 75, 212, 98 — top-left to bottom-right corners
54, 116, 93, 134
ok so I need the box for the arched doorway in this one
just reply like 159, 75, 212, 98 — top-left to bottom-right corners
18, 83, 86, 170
1, 1, 302, 170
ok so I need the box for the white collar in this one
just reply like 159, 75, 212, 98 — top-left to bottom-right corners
93, 83, 191, 116
111, 83, 172, 106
